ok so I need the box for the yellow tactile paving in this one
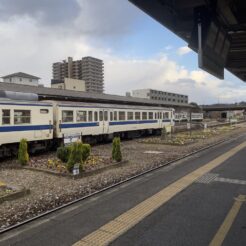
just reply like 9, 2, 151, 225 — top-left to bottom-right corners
81, 229, 115, 246
73, 141, 246, 246
209, 195, 246, 246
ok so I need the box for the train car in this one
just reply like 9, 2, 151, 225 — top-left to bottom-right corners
52, 101, 174, 142
0, 98, 53, 157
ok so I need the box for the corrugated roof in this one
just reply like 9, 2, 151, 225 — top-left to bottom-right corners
0, 82, 192, 108
1, 72, 40, 80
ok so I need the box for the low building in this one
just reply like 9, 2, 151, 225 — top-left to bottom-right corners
1, 72, 40, 86
51, 78, 86, 91
132, 89, 188, 105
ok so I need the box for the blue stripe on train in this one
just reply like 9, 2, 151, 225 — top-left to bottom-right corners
60, 122, 99, 128
109, 120, 157, 126
60, 120, 170, 129
0, 125, 52, 132
162, 119, 171, 122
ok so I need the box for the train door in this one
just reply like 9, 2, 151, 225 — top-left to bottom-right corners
103, 110, 109, 134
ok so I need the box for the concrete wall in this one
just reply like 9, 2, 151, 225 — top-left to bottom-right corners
51, 78, 85, 91
64, 78, 85, 91
51, 83, 65, 89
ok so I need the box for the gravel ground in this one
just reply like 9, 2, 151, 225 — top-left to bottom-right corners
0, 123, 246, 229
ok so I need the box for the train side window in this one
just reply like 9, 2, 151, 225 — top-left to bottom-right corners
113, 111, 117, 121
155, 112, 157, 119
149, 112, 153, 119
163, 112, 169, 119
2, 109, 10, 125
127, 112, 133, 120
99, 111, 103, 121
14, 110, 31, 124
40, 109, 49, 114
142, 112, 147, 120
94, 111, 98, 121
135, 112, 140, 120
104, 111, 108, 121
88, 111, 93, 122
119, 111, 125, 121
77, 111, 87, 122
62, 110, 73, 123
110, 112, 113, 121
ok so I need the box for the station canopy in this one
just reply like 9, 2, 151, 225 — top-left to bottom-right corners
129, 0, 246, 81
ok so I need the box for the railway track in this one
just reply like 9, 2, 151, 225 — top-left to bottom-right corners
0, 132, 244, 235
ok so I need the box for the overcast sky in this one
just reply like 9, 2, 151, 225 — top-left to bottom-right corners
0, 0, 246, 104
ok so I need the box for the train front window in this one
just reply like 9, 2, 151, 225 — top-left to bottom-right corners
2, 109, 10, 125
99, 111, 103, 121
104, 111, 108, 121
62, 110, 73, 123
77, 111, 87, 122
14, 110, 31, 124
94, 111, 98, 121
113, 111, 117, 121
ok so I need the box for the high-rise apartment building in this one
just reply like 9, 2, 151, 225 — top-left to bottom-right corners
52, 56, 104, 93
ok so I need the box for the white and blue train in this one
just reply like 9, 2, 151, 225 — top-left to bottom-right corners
0, 93, 175, 157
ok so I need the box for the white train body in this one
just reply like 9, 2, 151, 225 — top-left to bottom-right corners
53, 101, 174, 139
0, 98, 174, 156
0, 100, 53, 150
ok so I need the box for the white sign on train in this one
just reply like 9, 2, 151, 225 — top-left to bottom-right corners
63, 133, 81, 145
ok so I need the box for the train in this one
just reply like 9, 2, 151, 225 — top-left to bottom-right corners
0, 92, 175, 157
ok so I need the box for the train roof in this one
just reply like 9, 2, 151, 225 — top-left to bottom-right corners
0, 82, 192, 109
0, 98, 52, 107
49, 100, 174, 111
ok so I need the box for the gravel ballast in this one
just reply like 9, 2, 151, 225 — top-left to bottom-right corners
0, 124, 246, 230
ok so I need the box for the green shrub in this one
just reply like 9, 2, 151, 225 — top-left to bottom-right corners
18, 139, 29, 165
66, 142, 91, 172
56, 146, 72, 163
112, 137, 122, 162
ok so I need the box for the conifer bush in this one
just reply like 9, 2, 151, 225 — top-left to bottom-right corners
18, 139, 29, 165
66, 141, 91, 172
112, 137, 122, 162
56, 146, 72, 163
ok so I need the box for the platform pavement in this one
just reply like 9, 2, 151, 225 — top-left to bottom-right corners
1, 135, 246, 246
